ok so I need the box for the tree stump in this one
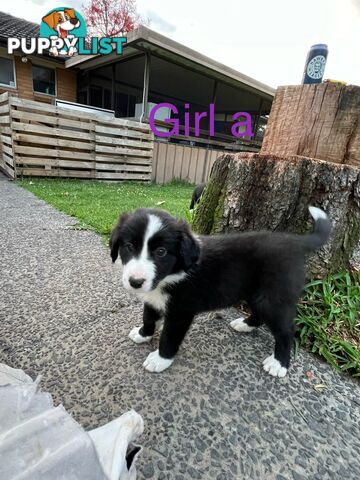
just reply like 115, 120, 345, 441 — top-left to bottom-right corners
261, 84, 360, 167
192, 153, 360, 277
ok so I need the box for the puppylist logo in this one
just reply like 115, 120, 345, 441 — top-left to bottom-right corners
7, 7, 127, 57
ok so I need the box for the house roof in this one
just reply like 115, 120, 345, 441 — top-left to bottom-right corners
0, 11, 66, 62
66, 26, 275, 100
0, 11, 38, 43
0, 12, 274, 101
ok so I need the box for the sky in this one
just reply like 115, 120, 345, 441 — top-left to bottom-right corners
2, 0, 359, 88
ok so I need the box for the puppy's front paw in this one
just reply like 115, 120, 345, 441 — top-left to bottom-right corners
129, 327, 152, 344
230, 316, 254, 332
262, 354, 287, 378
143, 350, 173, 373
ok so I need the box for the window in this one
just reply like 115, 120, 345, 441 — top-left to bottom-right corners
0, 57, 16, 88
32, 65, 55, 95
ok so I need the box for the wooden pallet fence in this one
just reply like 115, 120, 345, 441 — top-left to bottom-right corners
0, 92, 15, 179
0, 95, 153, 181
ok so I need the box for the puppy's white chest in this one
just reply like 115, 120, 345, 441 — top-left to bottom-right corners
138, 288, 168, 312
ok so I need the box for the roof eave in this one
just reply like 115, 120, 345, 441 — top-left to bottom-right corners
65, 26, 275, 98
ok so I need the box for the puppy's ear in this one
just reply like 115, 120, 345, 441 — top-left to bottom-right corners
179, 222, 200, 271
109, 213, 129, 263
65, 8, 76, 17
42, 11, 58, 30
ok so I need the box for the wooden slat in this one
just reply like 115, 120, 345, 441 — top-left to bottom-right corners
0, 92, 9, 103
95, 134, 153, 149
96, 171, 151, 180
1, 143, 13, 157
13, 133, 93, 150
155, 142, 167, 183
18, 168, 93, 178
163, 143, 176, 183
0, 134, 12, 147
151, 142, 159, 180
16, 157, 94, 170
95, 155, 151, 165
95, 124, 152, 140
0, 116, 10, 124
173, 145, 184, 179
12, 122, 93, 140
97, 117, 151, 132
0, 126, 11, 135
188, 148, 199, 183
95, 145, 152, 157
95, 163, 151, 172
195, 148, 206, 183
0, 104, 10, 114
3, 152, 14, 167
14, 146, 94, 160
0, 160, 15, 178
180, 146, 191, 181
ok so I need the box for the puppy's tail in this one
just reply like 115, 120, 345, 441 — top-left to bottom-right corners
302, 206, 331, 252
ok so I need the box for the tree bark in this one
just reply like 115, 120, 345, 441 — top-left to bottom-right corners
261, 84, 360, 168
192, 153, 360, 277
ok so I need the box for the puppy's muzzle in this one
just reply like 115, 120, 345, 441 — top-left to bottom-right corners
70, 17, 79, 25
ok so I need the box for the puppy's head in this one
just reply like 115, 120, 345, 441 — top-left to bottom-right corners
110, 209, 200, 293
42, 9, 80, 35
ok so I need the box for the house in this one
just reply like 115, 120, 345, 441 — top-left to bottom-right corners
68, 26, 274, 147
0, 11, 274, 147
0, 11, 275, 183
0, 11, 76, 103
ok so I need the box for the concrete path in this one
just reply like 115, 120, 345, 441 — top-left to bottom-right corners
1, 174, 359, 480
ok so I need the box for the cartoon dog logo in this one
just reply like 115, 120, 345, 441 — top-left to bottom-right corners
42, 8, 81, 56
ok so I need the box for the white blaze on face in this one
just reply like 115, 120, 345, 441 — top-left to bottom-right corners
122, 214, 163, 293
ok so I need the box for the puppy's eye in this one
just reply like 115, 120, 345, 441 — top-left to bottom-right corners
155, 247, 167, 257
124, 242, 134, 252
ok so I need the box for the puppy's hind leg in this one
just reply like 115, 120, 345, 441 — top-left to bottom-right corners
230, 313, 262, 333
262, 305, 296, 378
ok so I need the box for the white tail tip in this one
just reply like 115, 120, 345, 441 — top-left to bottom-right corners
309, 206, 327, 221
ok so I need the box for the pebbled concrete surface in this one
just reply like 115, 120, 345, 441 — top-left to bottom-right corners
0, 174, 359, 480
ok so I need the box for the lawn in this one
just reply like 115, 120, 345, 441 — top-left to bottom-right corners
18, 178, 194, 237
18, 178, 360, 376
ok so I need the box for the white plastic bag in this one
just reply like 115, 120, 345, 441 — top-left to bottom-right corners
0, 363, 143, 480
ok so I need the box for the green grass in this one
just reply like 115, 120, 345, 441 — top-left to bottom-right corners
296, 272, 360, 377
18, 178, 360, 377
18, 178, 194, 237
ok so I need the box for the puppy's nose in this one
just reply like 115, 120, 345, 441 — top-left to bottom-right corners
129, 277, 145, 289
70, 17, 79, 25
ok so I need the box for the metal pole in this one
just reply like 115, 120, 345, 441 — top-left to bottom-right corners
111, 63, 116, 113
254, 97, 263, 139
140, 52, 151, 123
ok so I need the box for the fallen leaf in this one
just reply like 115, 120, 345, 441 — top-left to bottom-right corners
156, 201, 165, 206
306, 371, 313, 379
314, 384, 327, 392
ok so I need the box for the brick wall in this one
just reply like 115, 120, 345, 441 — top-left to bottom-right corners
0, 55, 77, 103
56, 68, 77, 102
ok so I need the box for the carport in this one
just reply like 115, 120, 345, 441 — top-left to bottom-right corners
66, 26, 274, 149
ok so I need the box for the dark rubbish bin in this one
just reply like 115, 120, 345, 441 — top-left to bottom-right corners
302, 44, 328, 84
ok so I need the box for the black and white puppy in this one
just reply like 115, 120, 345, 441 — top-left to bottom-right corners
110, 207, 331, 377
189, 183, 206, 211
